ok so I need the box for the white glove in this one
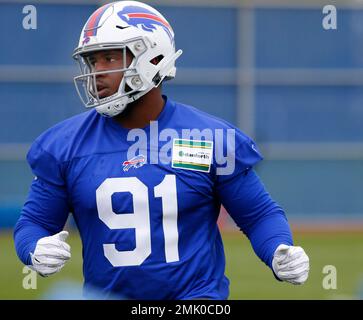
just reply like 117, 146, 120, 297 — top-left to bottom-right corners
272, 244, 309, 285
30, 231, 71, 277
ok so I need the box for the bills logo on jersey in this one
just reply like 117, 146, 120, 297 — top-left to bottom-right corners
117, 6, 173, 43
122, 154, 146, 172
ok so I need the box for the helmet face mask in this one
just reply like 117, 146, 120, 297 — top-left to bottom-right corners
72, 1, 182, 117
74, 39, 146, 117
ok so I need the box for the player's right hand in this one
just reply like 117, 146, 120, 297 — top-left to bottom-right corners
30, 231, 71, 277
272, 244, 309, 285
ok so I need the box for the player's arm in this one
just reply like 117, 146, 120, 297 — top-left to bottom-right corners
214, 134, 309, 285
13, 141, 71, 277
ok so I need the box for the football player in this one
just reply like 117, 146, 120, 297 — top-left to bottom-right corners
14, 1, 309, 299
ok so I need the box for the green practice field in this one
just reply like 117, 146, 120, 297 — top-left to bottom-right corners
1, 230, 363, 300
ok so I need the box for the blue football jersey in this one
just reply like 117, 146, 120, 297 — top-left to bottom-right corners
14, 95, 293, 299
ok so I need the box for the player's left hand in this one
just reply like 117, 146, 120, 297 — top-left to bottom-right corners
272, 244, 309, 285
30, 231, 71, 277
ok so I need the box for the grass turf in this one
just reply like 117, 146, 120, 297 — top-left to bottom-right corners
1, 230, 363, 299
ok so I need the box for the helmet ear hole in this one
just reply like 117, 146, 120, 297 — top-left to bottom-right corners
150, 55, 164, 65
124, 83, 133, 93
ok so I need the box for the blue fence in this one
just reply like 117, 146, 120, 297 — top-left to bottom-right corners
0, 1, 362, 227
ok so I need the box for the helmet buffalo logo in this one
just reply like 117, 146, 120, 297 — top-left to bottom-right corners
82, 36, 90, 45
122, 154, 146, 172
117, 6, 173, 43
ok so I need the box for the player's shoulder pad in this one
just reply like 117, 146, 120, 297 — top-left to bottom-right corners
172, 100, 257, 145
30, 110, 99, 163
171, 100, 234, 130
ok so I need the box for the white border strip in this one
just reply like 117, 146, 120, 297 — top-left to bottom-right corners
0, 144, 30, 161
259, 143, 363, 160
0, 65, 77, 83
255, 69, 363, 86
1, 0, 363, 9
3, 66, 363, 86
238, 7, 256, 138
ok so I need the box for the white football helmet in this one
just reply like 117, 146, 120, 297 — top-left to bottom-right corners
73, 1, 182, 117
